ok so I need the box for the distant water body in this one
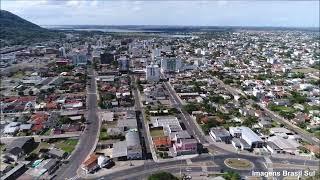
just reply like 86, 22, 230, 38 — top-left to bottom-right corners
43, 26, 162, 33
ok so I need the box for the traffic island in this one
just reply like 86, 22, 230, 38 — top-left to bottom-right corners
224, 158, 254, 170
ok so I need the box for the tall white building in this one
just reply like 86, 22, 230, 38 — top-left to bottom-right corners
146, 64, 160, 82
161, 57, 182, 73
151, 48, 161, 61
58, 47, 66, 58
71, 50, 87, 66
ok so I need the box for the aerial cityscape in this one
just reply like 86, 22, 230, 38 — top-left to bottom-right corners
0, 1, 319, 180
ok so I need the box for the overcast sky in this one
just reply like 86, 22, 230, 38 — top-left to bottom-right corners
2, 0, 319, 27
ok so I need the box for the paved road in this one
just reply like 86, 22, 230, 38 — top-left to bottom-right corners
95, 154, 267, 180
131, 75, 152, 159
56, 67, 100, 179
0, 132, 81, 144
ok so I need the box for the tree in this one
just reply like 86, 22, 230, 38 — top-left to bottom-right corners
148, 172, 179, 180
183, 103, 199, 114
18, 91, 24, 96
242, 116, 258, 127
222, 171, 241, 180
58, 116, 72, 124
28, 90, 34, 96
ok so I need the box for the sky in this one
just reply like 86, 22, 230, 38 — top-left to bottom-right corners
1, 0, 319, 27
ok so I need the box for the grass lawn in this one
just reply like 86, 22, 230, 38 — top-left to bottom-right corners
55, 139, 79, 154
41, 129, 52, 136
0, 144, 5, 152
99, 131, 109, 140
32, 142, 51, 154
292, 68, 319, 73
12, 71, 25, 78
150, 129, 165, 137
224, 158, 253, 170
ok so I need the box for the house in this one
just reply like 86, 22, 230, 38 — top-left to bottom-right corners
209, 127, 231, 143
173, 138, 198, 155
3, 122, 20, 135
47, 148, 67, 159
229, 127, 264, 148
19, 124, 33, 132
258, 120, 272, 128
5, 147, 24, 162
82, 154, 99, 174
153, 136, 172, 150
0, 163, 27, 180
37, 158, 60, 175
6, 137, 36, 156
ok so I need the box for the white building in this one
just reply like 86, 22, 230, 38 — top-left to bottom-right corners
146, 64, 160, 82
58, 47, 66, 58
152, 48, 161, 60
194, 48, 202, 55
229, 126, 264, 148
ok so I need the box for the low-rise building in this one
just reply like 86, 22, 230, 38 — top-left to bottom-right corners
229, 127, 264, 149
209, 127, 231, 143
82, 154, 99, 174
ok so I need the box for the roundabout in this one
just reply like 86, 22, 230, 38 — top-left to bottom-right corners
224, 158, 254, 170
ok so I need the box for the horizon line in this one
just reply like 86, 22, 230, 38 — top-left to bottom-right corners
41, 24, 320, 29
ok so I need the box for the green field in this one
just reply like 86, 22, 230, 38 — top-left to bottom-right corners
150, 129, 165, 137
99, 131, 109, 140
55, 139, 79, 153
224, 158, 253, 170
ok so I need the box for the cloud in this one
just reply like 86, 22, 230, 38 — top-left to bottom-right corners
1, 0, 319, 27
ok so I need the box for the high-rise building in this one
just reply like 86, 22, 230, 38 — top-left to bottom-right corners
100, 51, 114, 64
71, 50, 87, 66
152, 48, 161, 59
161, 57, 182, 73
146, 63, 160, 82
58, 47, 66, 58
118, 56, 129, 72
97, 39, 103, 47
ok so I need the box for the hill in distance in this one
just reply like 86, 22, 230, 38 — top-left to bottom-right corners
0, 10, 63, 47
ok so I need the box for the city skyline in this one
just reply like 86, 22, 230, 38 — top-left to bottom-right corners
2, 0, 319, 27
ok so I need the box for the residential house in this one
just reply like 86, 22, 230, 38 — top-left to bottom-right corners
82, 154, 99, 174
